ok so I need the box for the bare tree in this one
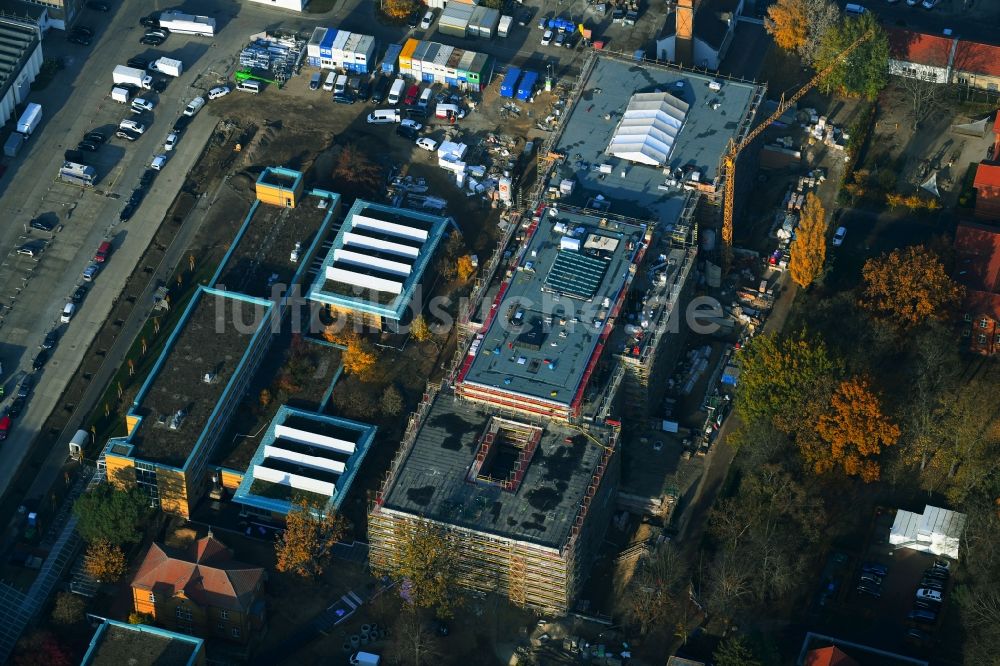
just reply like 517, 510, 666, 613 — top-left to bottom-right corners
386, 611, 443, 666
895, 75, 950, 129
617, 544, 689, 635
800, 0, 841, 64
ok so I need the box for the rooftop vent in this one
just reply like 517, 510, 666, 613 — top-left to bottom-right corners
169, 410, 187, 431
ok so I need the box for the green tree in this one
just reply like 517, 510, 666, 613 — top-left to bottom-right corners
374, 520, 459, 619
275, 500, 350, 579
72, 482, 150, 545
814, 13, 889, 100
714, 636, 764, 666
380, 384, 404, 416
128, 611, 154, 625
734, 330, 839, 434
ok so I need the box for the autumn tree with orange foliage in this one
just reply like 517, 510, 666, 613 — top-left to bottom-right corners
860, 245, 963, 330
84, 540, 128, 583
382, 0, 417, 21
344, 335, 377, 379
765, 0, 808, 52
805, 376, 900, 482
275, 500, 350, 579
456, 255, 475, 281
789, 193, 827, 288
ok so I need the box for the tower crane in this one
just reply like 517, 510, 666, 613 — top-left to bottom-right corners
720, 29, 876, 272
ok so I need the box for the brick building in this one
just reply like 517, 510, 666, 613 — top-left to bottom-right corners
955, 221, 1000, 354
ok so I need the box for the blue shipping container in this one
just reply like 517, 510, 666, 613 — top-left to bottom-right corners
307, 57, 321, 67
499, 66, 521, 99
516, 70, 538, 100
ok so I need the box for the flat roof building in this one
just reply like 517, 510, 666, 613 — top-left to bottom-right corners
546, 54, 763, 222
306, 199, 453, 331
103, 170, 340, 518
0, 15, 42, 130
82, 619, 206, 666
232, 405, 376, 519
370, 393, 619, 613
455, 206, 649, 421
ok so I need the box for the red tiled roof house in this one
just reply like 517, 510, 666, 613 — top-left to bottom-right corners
131, 535, 266, 644
952, 40, 1000, 93
973, 162, 1000, 221
954, 221, 1000, 354
887, 28, 956, 83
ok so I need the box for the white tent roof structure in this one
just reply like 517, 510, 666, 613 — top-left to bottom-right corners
889, 504, 966, 560
607, 92, 689, 167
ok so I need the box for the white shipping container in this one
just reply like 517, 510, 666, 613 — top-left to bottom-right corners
498, 15, 512, 37
307, 27, 327, 58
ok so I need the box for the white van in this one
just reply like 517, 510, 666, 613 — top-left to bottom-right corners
237, 80, 261, 94
60, 303, 76, 323
183, 96, 205, 117
334, 74, 348, 95
323, 72, 336, 91
418, 87, 433, 109
387, 78, 405, 105
844, 3, 867, 14
367, 109, 401, 124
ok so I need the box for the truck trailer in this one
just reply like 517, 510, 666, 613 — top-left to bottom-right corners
151, 57, 183, 77
157, 10, 216, 37
113, 65, 153, 90
16, 103, 42, 136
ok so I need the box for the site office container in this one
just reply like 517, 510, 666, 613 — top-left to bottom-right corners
307, 26, 327, 59
343, 32, 362, 71
353, 34, 376, 73
439, 2, 473, 37
399, 39, 419, 75
468, 53, 491, 90
433, 45, 453, 83
421, 42, 440, 83
499, 66, 520, 98
456, 50, 476, 85
320, 28, 337, 57
382, 43, 402, 74
516, 70, 538, 100
330, 29, 350, 68
411, 40, 432, 79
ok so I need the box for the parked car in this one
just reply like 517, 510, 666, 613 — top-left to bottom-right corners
151, 78, 168, 93
541, 29, 553, 46
140, 34, 165, 46
404, 85, 420, 106
0, 415, 10, 439
82, 263, 101, 281
150, 154, 168, 171
17, 243, 43, 258
396, 125, 418, 141
32, 350, 49, 370
68, 33, 91, 45
859, 573, 882, 586
131, 97, 155, 112
415, 137, 438, 152
400, 119, 423, 132
139, 13, 159, 27
916, 588, 943, 602
127, 57, 149, 70
208, 85, 231, 100
78, 141, 100, 152
93, 241, 112, 263
407, 9, 421, 27
183, 96, 205, 116
164, 133, 178, 151
333, 93, 356, 105
907, 609, 938, 624
832, 226, 847, 246
72, 25, 94, 37
72, 285, 88, 303
119, 119, 146, 134
554, 31, 566, 47
120, 203, 136, 222
9, 396, 25, 417
420, 10, 434, 29
862, 562, 889, 576
856, 583, 881, 598
85, 130, 107, 144
42, 330, 58, 350
116, 130, 139, 141
29, 218, 55, 232
85, 0, 110, 10
18, 374, 34, 397
172, 116, 191, 133
309, 72, 321, 90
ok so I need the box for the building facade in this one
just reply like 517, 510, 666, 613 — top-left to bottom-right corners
954, 221, 1000, 355
0, 15, 42, 129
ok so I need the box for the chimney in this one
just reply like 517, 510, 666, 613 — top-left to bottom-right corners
675, 0, 699, 66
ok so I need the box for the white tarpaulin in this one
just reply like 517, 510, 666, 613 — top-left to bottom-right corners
921, 171, 940, 198
952, 116, 989, 137
607, 92, 689, 167
889, 505, 966, 560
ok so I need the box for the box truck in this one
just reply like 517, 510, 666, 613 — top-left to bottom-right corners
111, 87, 130, 103
151, 57, 183, 77
4, 133, 24, 157
16, 103, 42, 135
113, 65, 153, 90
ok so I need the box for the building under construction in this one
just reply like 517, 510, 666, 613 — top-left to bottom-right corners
369, 394, 619, 614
